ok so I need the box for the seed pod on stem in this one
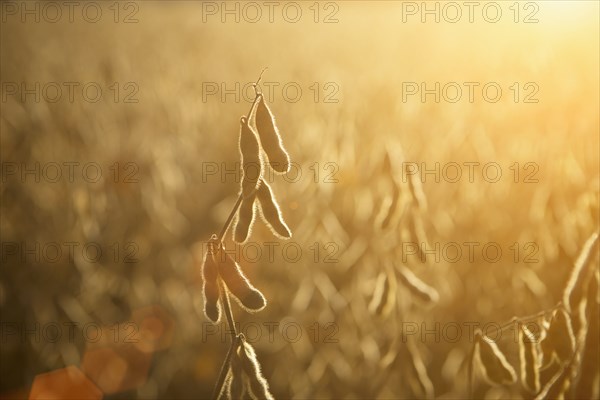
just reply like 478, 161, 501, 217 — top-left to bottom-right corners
234, 193, 257, 244
228, 342, 246, 400
256, 179, 292, 239
238, 339, 274, 400
255, 93, 290, 174
216, 244, 266, 312
239, 116, 262, 198
202, 236, 221, 323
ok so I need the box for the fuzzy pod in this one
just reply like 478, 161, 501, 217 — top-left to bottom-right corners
476, 332, 517, 385
255, 94, 290, 174
238, 340, 274, 400
216, 245, 266, 312
256, 179, 292, 239
202, 238, 221, 323
541, 308, 575, 365
234, 193, 257, 244
228, 344, 247, 400
239, 116, 262, 197
518, 324, 540, 393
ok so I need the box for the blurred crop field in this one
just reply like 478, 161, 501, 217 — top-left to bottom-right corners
1, 1, 599, 399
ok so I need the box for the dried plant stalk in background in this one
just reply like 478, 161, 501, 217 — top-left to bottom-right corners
475, 332, 517, 386
518, 324, 541, 393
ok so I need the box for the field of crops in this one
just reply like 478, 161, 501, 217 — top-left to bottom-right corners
1, 1, 598, 399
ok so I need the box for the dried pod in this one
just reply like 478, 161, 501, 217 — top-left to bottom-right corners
256, 179, 292, 239
239, 116, 262, 197
575, 270, 599, 399
202, 237, 221, 323
234, 193, 257, 244
369, 268, 396, 316
396, 265, 439, 304
407, 213, 429, 263
255, 93, 290, 174
541, 308, 575, 365
476, 332, 517, 385
216, 245, 266, 312
563, 231, 599, 312
381, 181, 400, 230
238, 340, 274, 400
535, 366, 571, 400
519, 324, 541, 393
406, 338, 435, 398
228, 343, 247, 400
406, 163, 428, 212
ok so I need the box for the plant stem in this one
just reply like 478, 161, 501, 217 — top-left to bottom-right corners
211, 282, 238, 400
218, 194, 243, 243
211, 69, 267, 400
212, 329, 240, 400
221, 283, 237, 339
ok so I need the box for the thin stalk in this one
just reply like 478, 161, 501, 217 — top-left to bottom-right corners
221, 283, 237, 339
211, 69, 266, 400
212, 331, 241, 400
218, 194, 243, 243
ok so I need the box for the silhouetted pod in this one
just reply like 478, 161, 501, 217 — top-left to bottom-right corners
256, 179, 292, 239
476, 332, 517, 385
255, 93, 290, 174
239, 116, 262, 197
238, 340, 274, 400
217, 244, 266, 312
228, 342, 246, 400
234, 193, 257, 244
202, 237, 221, 323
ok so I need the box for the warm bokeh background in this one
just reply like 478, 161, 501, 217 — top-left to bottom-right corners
1, 1, 598, 399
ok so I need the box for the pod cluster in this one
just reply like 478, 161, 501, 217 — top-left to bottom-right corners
235, 94, 292, 244
226, 335, 274, 400
202, 235, 267, 323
